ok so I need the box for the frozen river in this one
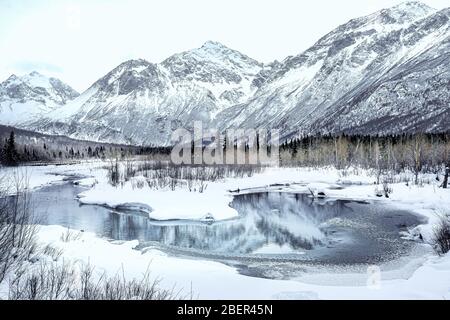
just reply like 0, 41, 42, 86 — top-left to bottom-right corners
25, 178, 429, 279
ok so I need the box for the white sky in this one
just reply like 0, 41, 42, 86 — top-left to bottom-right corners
0, 0, 448, 92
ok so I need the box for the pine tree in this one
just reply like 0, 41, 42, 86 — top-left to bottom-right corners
4, 131, 18, 166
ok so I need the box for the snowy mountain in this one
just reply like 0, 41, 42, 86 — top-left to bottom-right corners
12, 1, 450, 145
0, 71, 79, 126
217, 1, 450, 137
29, 41, 263, 145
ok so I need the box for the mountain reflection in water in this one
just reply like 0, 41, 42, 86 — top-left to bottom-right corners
31, 183, 423, 263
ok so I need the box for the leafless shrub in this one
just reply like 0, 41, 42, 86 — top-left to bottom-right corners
60, 228, 82, 243
106, 158, 120, 186
187, 177, 194, 192
9, 261, 77, 300
9, 262, 188, 300
197, 178, 207, 193
124, 158, 136, 181
41, 244, 64, 261
0, 171, 38, 283
106, 159, 263, 193
131, 176, 146, 189
432, 213, 450, 255
382, 179, 393, 198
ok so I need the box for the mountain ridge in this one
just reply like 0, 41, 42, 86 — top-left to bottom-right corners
1, 1, 448, 145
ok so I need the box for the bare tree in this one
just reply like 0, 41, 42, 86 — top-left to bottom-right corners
408, 134, 427, 185
443, 164, 449, 189
0, 171, 38, 283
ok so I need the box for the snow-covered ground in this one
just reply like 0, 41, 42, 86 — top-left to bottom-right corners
1, 161, 450, 299
3, 224, 444, 299
0, 160, 104, 193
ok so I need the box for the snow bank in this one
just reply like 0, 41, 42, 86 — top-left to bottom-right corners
76, 166, 450, 223
0, 160, 107, 194
73, 177, 98, 187
29, 225, 450, 299
77, 179, 238, 220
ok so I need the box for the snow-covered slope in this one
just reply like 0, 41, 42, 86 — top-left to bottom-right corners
17, 2, 450, 145
31, 42, 263, 145
0, 71, 79, 126
217, 1, 450, 137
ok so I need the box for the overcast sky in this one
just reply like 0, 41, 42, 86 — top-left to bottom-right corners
0, 0, 448, 92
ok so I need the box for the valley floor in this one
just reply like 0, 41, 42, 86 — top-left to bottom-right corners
1, 161, 450, 299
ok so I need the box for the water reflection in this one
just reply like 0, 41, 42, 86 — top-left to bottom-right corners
30, 182, 423, 263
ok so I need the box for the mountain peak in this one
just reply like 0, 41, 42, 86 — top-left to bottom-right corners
5, 74, 19, 82
200, 40, 229, 50
124, 58, 151, 65
117, 58, 152, 70
192, 40, 263, 68
28, 71, 42, 77
315, 0, 438, 45
193, 40, 239, 58
1, 71, 78, 103
2, 73, 43, 88
93, 58, 153, 86
162, 40, 263, 74
391, 1, 434, 12
377, 1, 436, 24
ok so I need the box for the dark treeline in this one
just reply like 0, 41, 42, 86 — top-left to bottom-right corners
280, 132, 450, 183
2, 122, 449, 183
0, 126, 171, 166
